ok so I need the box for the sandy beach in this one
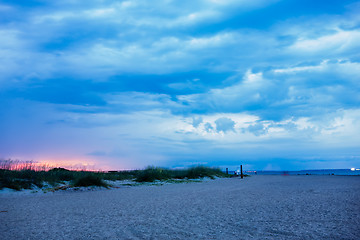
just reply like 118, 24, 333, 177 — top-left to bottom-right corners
1, 175, 359, 240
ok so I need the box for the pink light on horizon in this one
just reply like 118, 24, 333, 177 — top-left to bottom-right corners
0, 157, 117, 171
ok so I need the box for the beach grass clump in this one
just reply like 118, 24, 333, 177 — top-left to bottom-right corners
73, 175, 108, 187
184, 166, 226, 179
135, 166, 228, 182
135, 167, 171, 182
0, 173, 32, 191
0, 169, 44, 190
100, 171, 136, 181
48, 168, 74, 181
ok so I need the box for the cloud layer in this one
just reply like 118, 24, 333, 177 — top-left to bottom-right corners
1, 0, 360, 170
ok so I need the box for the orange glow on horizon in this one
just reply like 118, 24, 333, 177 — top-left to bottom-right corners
37, 158, 104, 171
0, 158, 116, 171
36, 158, 128, 171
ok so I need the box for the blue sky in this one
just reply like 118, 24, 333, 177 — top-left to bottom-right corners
1, 0, 360, 170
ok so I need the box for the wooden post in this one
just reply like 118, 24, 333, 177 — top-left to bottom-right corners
241, 165, 243, 179
226, 168, 228, 175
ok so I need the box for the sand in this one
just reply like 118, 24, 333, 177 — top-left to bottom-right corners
1, 175, 359, 240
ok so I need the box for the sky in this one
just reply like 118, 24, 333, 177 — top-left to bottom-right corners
1, 0, 360, 171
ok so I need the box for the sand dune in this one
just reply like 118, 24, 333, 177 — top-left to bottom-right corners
1, 175, 359, 239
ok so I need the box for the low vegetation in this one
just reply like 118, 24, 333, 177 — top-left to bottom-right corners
135, 166, 228, 182
0, 159, 231, 191
73, 175, 108, 188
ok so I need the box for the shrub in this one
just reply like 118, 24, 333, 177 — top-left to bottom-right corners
73, 175, 108, 187
185, 166, 225, 179
0, 169, 43, 190
48, 167, 70, 172
101, 171, 136, 181
135, 167, 171, 182
0, 178, 31, 191
135, 166, 227, 182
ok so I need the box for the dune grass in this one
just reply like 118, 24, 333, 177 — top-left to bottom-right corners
0, 161, 230, 191
73, 175, 108, 188
134, 166, 228, 182
0, 168, 136, 191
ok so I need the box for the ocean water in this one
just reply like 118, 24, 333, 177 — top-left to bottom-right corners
243, 169, 360, 176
